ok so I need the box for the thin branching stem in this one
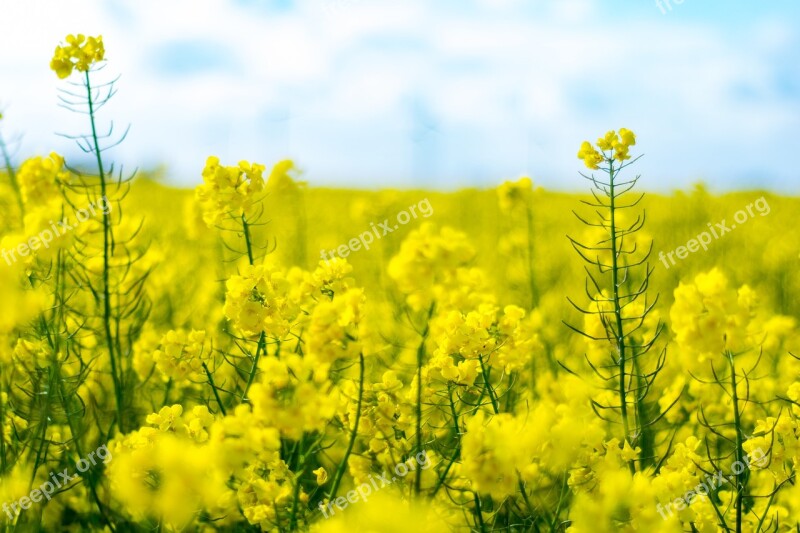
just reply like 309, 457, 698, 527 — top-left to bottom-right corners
415, 303, 435, 495
327, 352, 365, 500
728, 350, 744, 533
84, 70, 125, 433
607, 158, 634, 474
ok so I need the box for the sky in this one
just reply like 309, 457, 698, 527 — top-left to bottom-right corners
1, 0, 799, 192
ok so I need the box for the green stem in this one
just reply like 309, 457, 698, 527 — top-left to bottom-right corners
728, 350, 744, 533
85, 71, 124, 433
607, 157, 634, 474
431, 384, 461, 497
478, 352, 534, 519
57, 369, 116, 532
414, 304, 434, 495
550, 473, 569, 532
328, 352, 364, 500
241, 332, 266, 403
161, 379, 173, 408
202, 362, 227, 416
473, 492, 488, 533
478, 353, 499, 415
289, 438, 308, 531
237, 214, 266, 405
27, 367, 53, 490
242, 215, 254, 265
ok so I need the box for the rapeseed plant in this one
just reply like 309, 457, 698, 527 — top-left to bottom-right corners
0, 32, 798, 533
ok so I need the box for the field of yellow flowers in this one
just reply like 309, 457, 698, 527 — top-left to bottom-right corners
1, 34, 799, 533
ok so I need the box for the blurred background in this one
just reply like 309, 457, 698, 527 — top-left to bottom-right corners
1, 0, 799, 191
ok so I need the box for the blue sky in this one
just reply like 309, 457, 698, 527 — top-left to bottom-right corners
1, 0, 799, 192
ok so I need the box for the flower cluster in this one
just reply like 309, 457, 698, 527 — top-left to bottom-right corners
16, 153, 68, 206
223, 262, 298, 337
670, 268, 757, 359
496, 176, 532, 213
151, 329, 210, 382
577, 128, 637, 169
195, 156, 266, 226
7, 35, 800, 532
249, 355, 340, 440
50, 34, 105, 79
387, 223, 485, 311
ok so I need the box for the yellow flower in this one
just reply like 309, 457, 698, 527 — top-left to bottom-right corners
387, 223, 481, 311
249, 354, 339, 439
223, 262, 298, 337
152, 329, 209, 382
578, 129, 638, 168
195, 156, 270, 226
313, 467, 328, 485
310, 491, 453, 532
619, 128, 636, 147
596, 130, 619, 151
670, 268, 758, 358
620, 440, 641, 462
266, 159, 305, 193
614, 128, 636, 161
577, 141, 603, 170
146, 404, 184, 432
50, 34, 105, 79
17, 153, 68, 205
497, 177, 532, 212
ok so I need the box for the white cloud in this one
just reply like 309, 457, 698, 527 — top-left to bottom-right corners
0, 0, 797, 191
